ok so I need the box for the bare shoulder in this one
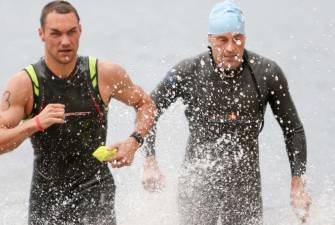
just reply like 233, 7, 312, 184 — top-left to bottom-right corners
97, 60, 135, 103
2, 70, 32, 104
98, 60, 129, 84
0, 70, 33, 123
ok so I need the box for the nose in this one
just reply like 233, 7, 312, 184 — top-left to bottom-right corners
225, 40, 235, 53
60, 34, 71, 46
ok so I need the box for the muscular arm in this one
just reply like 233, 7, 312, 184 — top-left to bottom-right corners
98, 60, 156, 138
267, 63, 307, 176
0, 72, 38, 154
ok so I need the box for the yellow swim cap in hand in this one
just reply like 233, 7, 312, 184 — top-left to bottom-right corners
92, 146, 117, 162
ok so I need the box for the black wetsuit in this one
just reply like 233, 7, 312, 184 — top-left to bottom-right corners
144, 49, 307, 225
26, 56, 116, 225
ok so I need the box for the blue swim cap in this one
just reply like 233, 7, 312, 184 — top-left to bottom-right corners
208, 0, 245, 35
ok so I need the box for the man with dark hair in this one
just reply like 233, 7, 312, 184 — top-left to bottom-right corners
142, 1, 311, 225
0, 1, 155, 224
40, 1, 80, 27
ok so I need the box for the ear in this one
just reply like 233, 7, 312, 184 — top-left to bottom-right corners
79, 24, 82, 34
38, 27, 45, 42
207, 35, 213, 47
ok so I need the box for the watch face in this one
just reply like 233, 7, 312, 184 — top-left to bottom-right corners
131, 132, 144, 146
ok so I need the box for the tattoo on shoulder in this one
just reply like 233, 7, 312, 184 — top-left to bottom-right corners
1, 91, 11, 111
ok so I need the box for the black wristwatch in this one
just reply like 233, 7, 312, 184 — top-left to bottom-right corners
130, 132, 144, 147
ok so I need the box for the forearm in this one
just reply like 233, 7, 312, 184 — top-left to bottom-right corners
142, 69, 184, 157
143, 125, 157, 157
0, 118, 38, 154
285, 126, 307, 176
133, 98, 156, 137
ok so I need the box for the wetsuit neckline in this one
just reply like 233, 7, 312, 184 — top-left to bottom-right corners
42, 57, 80, 83
208, 46, 245, 78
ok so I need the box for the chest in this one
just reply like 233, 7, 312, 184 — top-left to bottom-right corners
185, 70, 262, 118
40, 74, 95, 113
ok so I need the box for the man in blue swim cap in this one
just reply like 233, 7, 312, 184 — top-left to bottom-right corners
208, 0, 246, 71
143, 1, 311, 224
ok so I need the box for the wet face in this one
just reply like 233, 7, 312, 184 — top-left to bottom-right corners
39, 11, 81, 65
208, 32, 246, 70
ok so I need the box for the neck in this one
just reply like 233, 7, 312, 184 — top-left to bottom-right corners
44, 54, 77, 79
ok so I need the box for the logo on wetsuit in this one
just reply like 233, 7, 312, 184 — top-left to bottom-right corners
210, 111, 238, 122
227, 112, 237, 120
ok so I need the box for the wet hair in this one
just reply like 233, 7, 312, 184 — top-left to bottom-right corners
40, 1, 80, 27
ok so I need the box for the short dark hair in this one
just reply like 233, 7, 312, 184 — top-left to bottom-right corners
40, 1, 80, 27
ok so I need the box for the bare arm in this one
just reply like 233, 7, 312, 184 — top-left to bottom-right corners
98, 60, 155, 136
0, 71, 66, 154
0, 71, 38, 154
98, 61, 156, 167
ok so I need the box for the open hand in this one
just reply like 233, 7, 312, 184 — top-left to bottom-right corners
142, 156, 165, 192
290, 176, 312, 224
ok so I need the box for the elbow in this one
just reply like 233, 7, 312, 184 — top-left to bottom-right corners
284, 125, 305, 140
0, 136, 19, 154
0, 144, 15, 155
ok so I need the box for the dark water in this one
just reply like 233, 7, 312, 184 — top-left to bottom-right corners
0, 0, 334, 224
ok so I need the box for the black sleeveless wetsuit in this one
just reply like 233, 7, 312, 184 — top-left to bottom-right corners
26, 56, 116, 225
144, 49, 307, 225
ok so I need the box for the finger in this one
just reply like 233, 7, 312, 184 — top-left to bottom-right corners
110, 143, 121, 150
111, 158, 130, 168
290, 195, 300, 208
300, 217, 307, 224
52, 109, 65, 114
142, 181, 155, 192
50, 118, 65, 124
49, 112, 65, 119
115, 162, 127, 168
121, 158, 132, 167
107, 144, 121, 161
124, 156, 133, 165
304, 201, 311, 211
143, 179, 162, 192
115, 158, 130, 167
120, 158, 131, 167
48, 103, 65, 109
49, 114, 65, 121
111, 160, 122, 168
108, 154, 123, 162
